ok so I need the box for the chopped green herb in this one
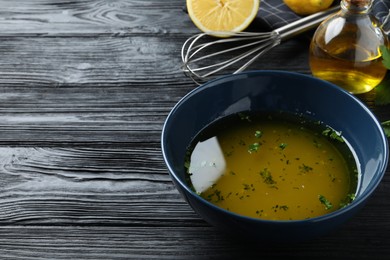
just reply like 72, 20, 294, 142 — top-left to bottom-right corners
279, 205, 289, 211
271, 204, 289, 212
260, 168, 277, 186
313, 139, 322, 148
207, 189, 224, 203
319, 195, 333, 210
238, 112, 251, 122
184, 160, 190, 170
328, 173, 336, 182
248, 142, 260, 153
243, 183, 251, 191
255, 130, 263, 138
242, 183, 256, 192
279, 143, 287, 150
322, 128, 344, 143
225, 151, 233, 157
299, 163, 313, 173
340, 193, 356, 208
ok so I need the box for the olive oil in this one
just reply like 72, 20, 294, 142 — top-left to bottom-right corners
185, 112, 359, 221
310, 33, 387, 94
309, 0, 388, 94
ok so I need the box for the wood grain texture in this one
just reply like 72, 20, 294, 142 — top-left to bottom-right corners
0, 220, 389, 260
0, 0, 196, 36
0, 0, 388, 259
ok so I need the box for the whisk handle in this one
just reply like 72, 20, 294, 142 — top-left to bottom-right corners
274, 5, 341, 41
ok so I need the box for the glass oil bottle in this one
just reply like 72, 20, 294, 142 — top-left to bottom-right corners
309, 0, 388, 94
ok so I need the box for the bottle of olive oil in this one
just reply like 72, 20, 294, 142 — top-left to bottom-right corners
309, 0, 388, 94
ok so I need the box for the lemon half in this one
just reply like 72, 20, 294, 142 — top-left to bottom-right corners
187, 0, 260, 37
283, 0, 334, 15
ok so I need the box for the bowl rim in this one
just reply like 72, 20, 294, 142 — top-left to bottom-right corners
161, 70, 389, 224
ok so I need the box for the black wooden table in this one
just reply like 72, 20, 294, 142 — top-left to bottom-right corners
0, 1, 389, 259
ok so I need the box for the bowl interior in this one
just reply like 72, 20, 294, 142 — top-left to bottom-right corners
162, 70, 389, 217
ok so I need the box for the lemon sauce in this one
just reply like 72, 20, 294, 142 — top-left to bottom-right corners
185, 112, 359, 221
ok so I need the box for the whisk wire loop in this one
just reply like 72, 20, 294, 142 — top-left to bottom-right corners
181, 31, 281, 84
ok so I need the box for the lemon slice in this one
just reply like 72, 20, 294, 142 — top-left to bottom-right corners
186, 0, 260, 37
283, 0, 334, 15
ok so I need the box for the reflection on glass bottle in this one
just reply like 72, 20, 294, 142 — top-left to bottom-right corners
309, 0, 388, 94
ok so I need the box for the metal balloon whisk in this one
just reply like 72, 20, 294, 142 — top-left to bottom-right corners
181, 6, 340, 84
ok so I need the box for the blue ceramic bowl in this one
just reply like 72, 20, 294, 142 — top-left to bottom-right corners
161, 70, 389, 242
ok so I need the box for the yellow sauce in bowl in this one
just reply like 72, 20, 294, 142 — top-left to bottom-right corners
185, 111, 358, 221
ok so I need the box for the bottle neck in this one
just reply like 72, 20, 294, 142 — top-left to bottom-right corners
341, 0, 372, 13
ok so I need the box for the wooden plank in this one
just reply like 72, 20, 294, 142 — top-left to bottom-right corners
0, 36, 189, 87
0, 145, 206, 225
0, 36, 311, 88
0, 87, 170, 143
0, 220, 389, 259
0, 0, 196, 36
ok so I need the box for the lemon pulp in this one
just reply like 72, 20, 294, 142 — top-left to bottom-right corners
186, 0, 260, 37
